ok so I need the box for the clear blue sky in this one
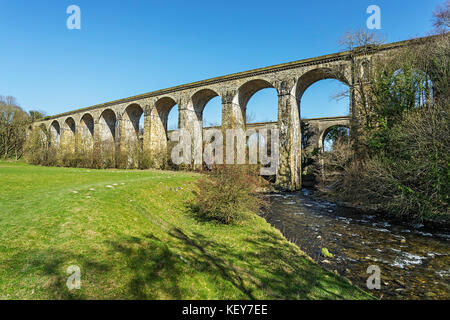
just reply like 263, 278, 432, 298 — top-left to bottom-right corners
0, 0, 443, 128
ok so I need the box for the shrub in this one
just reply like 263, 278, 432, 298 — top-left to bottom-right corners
318, 138, 354, 188
322, 103, 449, 218
23, 127, 55, 165
192, 165, 269, 224
318, 33, 450, 220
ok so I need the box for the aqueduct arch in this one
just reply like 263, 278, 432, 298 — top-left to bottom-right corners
79, 113, 94, 149
320, 124, 350, 152
295, 67, 350, 101
122, 104, 144, 146
147, 96, 178, 165
62, 117, 76, 151
49, 120, 61, 145
238, 79, 276, 121
99, 109, 117, 143
191, 88, 221, 124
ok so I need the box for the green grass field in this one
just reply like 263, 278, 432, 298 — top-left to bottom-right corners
0, 161, 372, 299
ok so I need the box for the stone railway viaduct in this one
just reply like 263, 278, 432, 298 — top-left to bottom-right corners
33, 37, 427, 190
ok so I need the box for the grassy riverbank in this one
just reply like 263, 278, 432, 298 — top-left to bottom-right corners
0, 161, 371, 299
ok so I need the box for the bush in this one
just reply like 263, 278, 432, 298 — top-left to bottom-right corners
318, 138, 354, 188
318, 33, 450, 220
322, 103, 449, 219
23, 127, 55, 165
192, 165, 268, 224
23, 128, 179, 171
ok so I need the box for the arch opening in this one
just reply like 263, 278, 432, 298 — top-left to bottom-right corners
202, 96, 222, 127
123, 104, 144, 136
79, 113, 94, 150
154, 97, 178, 134
245, 88, 278, 124
37, 123, 48, 143
62, 117, 76, 150
238, 79, 277, 125
122, 103, 144, 148
121, 103, 144, 166
167, 105, 179, 131
49, 120, 61, 145
191, 89, 222, 128
64, 117, 76, 135
298, 68, 350, 119
322, 125, 350, 152
99, 109, 117, 142
80, 113, 94, 137
151, 97, 178, 164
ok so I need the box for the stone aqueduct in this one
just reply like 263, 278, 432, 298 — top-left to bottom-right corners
33, 37, 423, 190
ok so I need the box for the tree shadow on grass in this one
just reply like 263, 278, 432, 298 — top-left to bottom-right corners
169, 227, 368, 299
4, 228, 369, 299
105, 234, 185, 299
241, 229, 369, 299
169, 228, 257, 299
104, 227, 369, 300
105, 229, 261, 299
3, 248, 111, 299
105, 230, 258, 299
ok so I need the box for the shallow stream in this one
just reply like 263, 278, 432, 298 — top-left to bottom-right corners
264, 191, 450, 299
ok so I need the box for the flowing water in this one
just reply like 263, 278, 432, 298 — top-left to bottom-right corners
263, 190, 450, 299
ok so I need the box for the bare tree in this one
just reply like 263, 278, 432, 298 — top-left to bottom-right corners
0, 96, 30, 159
326, 29, 386, 157
433, 0, 450, 34
338, 28, 384, 51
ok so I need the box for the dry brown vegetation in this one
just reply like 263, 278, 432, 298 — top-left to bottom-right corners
317, 31, 449, 220
192, 165, 269, 224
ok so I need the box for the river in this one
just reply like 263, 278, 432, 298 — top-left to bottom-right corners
263, 190, 450, 300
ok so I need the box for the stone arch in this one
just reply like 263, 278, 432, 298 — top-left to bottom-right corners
49, 120, 61, 145
297, 67, 351, 119
37, 123, 48, 144
122, 103, 144, 135
296, 67, 349, 101
80, 113, 94, 149
99, 109, 117, 142
153, 97, 178, 135
121, 103, 144, 166
236, 79, 277, 124
63, 117, 76, 137
80, 113, 94, 136
319, 124, 350, 152
122, 103, 144, 145
149, 97, 178, 162
64, 117, 76, 134
190, 88, 221, 127
62, 117, 76, 150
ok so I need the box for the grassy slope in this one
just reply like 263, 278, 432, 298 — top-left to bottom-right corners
0, 161, 372, 299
